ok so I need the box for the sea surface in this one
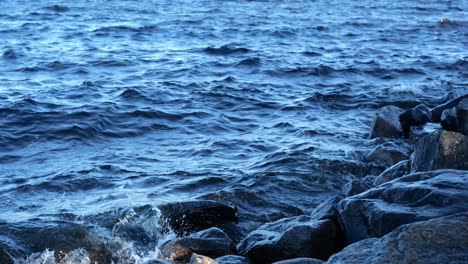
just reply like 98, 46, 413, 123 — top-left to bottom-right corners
0, 0, 467, 263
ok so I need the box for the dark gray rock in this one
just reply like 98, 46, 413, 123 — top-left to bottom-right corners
342, 179, 368, 197
364, 143, 409, 167
373, 160, 408, 186
369, 106, 403, 139
399, 104, 432, 138
218, 222, 247, 245
143, 259, 172, 264
161, 227, 236, 262
310, 196, 343, 221
237, 216, 338, 264
189, 253, 218, 264
273, 257, 324, 264
337, 169, 468, 245
441, 107, 458, 132
215, 255, 252, 264
158, 200, 238, 236
457, 97, 468, 135
431, 93, 468, 122
0, 246, 13, 264
408, 122, 440, 143
411, 130, 468, 172
328, 213, 468, 264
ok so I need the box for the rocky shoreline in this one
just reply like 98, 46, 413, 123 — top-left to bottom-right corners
1, 95, 467, 264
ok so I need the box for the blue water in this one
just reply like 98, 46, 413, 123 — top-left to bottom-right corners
0, 0, 467, 262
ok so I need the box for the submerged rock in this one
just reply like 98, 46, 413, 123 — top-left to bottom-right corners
431, 93, 468, 122
158, 200, 238, 236
328, 213, 468, 264
189, 253, 218, 264
161, 227, 236, 262
373, 160, 408, 185
369, 105, 403, 139
237, 216, 338, 263
399, 104, 432, 138
411, 130, 467, 172
215, 255, 251, 264
273, 258, 324, 264
337, 169, 468, 244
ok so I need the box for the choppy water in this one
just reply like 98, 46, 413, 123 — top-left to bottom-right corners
0, 0, 467, 262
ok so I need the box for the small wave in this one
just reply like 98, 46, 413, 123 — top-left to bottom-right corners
203, 44, 251, 55
93, 25, 157, 33
236, 57, 261, 66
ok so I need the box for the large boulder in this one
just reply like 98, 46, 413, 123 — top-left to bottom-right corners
161, 227, 236, 262
273, 258, 324, 264
337, 169, 468, 244
431, 93, 468, 122
411, 130, 467, 172
189, 253, 218, 264
328, 213, 468, 264
215, 255, 251, 264
368, 105, 403, 139
457, 98, 468, 135
158, 201, 238, 236
373, 160, 408, 186
237, 216, 339, 264
399, 104, 432, 138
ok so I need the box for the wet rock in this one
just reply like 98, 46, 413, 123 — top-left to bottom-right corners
373, 160, 408, 185
369, 105, 403, 139
328, 213, 468, 264
190, 253, 218, 264
310, 196, 343, 221
161, 227, 236, 262
431, 93, 468, 122
215, 255, 251, 264
343, 179, 368, 197
143, 259, 172, 264
218, 222, 247, 244
441, 107, 458, 132
158, 200, 238, 236
273, 258, 324, 264
411, 130, 468, 172
0, 246, 13, 264
408, 122, 440, 143
337, 169, 468, 244
457, 97, 468, 135
364, 143, 409, 167
237, 216, 338, 263
399, 104, 432, 138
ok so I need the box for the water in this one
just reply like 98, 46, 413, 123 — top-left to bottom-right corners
0, 0, 467, 262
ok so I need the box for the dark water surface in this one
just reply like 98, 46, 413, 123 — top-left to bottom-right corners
0, 0, 467, 262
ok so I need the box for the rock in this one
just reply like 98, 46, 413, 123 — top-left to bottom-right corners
0, 246, 13, 264
161, 227, 236, 262
215, 255, 251, 264
369, 105, 403, 139
158, 200, 238, 236
399, 104, 432, 138
408, 122, 440, 143
337, 169, 468, 245
457, 97, 468, 135
373, 160, 408, 185
273, 258, 324, 264
411, 130, 468, 172
237, 216, 339, 264
431, 93, 468, 122
441, 107, 458, 132
328, 213, 468, 264
343, 179, 368, 197
190, 253, 218, 264
218, 222, 247, 245
143, 259, 172, 264
363, 143, 409, 167
310, 196, 343, 221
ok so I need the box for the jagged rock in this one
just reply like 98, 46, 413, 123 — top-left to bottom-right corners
431, 93, 468, 122
408, 122, 440, 143
215, 255, 251, 264
457, 98, 468, 135
143, 259, 172, 264
161, 227, 236, 262
411, 130, 468, 172
441, 107, 458, 132
273, 258, 324, 264
237, 216, 338, 264
158, 200, 238, 236
400, 104, 432, 138
0, 246, 13, 264
189, 253, 218, 264
342, 179, 368, 197
364, 143, 409, 167
373, 160, 408, 185
369, 106, 403, 138
218, 222, 247, 245
310, 196, 343, 221
337, 169, 468, 244
328, 213, 468, 264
